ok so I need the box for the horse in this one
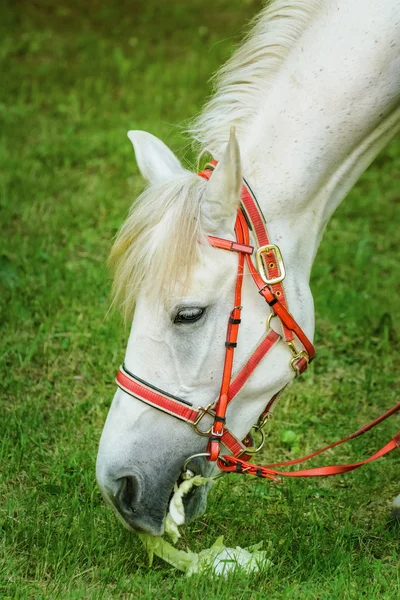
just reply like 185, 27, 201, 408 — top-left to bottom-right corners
96, 0, 400, 536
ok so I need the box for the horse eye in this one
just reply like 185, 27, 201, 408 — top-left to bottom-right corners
174, 307, 205, 324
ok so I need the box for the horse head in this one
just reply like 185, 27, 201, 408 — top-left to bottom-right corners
96, 129, 303, 534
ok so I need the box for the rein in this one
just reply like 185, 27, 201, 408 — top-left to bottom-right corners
116, 163, 400, 480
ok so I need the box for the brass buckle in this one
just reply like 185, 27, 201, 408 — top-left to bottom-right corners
191, 403, 215, 436
287, 341, 309, 375
256, 244, 286, 285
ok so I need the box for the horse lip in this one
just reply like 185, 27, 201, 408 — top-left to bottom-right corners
120, 512, 165, 536
109, 494, 167, 536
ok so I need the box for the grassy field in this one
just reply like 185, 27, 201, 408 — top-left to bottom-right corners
1, 1, 399, 598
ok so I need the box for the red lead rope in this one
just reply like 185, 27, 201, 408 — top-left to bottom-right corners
217, 404, 400, 480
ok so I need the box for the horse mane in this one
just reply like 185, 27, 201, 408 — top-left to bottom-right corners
109, 174, 207, 320
111, 0, 322, 318
190, 0, 322, 156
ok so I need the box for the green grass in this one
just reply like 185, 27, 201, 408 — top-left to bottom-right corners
1, 1, 399, 598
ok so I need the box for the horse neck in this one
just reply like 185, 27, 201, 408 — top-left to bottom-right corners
237, 0, 400, 323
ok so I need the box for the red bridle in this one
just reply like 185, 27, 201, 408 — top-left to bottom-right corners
116, 164, 400, 480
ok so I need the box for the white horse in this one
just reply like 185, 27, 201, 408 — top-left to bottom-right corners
96, 0, 400, 535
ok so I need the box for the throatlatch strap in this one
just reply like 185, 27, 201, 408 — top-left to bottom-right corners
244, 253, 315, 362
240, 179, 293, 342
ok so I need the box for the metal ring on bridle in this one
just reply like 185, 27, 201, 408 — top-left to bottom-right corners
183, 453, 211, 472
237, 427, 266, 457
266, 311, 281, 332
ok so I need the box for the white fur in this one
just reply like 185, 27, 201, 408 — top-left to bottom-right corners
190, 0, 323, 155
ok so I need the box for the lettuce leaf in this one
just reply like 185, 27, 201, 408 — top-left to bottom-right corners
139, 533, 271, 575
138, 474, 272, 576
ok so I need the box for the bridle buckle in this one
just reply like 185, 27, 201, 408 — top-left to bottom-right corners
256, 244, 286, 285
191, 403, 215, 436
287, 341, 309, 375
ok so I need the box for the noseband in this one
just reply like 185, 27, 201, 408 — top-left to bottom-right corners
116, 162, 400, 480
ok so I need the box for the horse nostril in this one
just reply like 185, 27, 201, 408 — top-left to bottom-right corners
117, 476, 140, 514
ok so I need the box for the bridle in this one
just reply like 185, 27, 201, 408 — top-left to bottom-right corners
116, 162, 400, 481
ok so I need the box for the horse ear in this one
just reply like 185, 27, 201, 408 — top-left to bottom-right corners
127, 130, 187, 184
201, 128, 242, 233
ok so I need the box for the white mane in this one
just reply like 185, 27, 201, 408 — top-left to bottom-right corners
111, 0, 323, 317
190, 0, 322, 156
110, 174, 207, 320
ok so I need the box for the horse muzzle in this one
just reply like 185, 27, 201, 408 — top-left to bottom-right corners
98, 461, 210, 536
96, 399, 212, 535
